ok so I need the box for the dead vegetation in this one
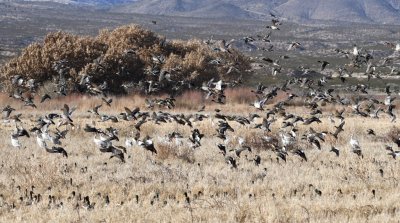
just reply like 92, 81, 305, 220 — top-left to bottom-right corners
0, 97, 400, 222
0, 24, 250, 94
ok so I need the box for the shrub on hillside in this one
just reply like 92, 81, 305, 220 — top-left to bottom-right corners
0, 24, 250, 95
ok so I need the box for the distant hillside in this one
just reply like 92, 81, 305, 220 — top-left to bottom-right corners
274, 0, 400, 24
111, 1, 253, 19
18, 0, 400, 24
21, 0, 135, 6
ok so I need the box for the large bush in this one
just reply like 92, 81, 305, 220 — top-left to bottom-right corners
0, 24, 250, 95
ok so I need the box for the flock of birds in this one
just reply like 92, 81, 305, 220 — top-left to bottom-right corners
3, 14, 400, 164
1, 14, 400, 210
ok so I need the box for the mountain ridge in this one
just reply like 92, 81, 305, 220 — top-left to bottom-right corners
17, 0, 400, 24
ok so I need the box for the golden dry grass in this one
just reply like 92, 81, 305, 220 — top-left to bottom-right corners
0, 92, 400, 223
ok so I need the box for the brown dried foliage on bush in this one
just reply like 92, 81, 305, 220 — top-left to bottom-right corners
0, 24, 250, 94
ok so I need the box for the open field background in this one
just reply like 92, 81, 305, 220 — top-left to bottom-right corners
1, 90, 400, 222
1, 1, 400, 222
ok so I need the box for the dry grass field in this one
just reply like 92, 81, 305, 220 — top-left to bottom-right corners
1, 89, 400, 223
1, 3, 400, 222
